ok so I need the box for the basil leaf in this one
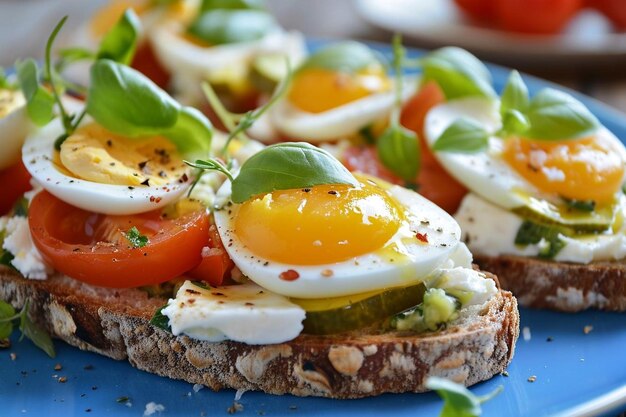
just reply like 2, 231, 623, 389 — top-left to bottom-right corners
19, 304, 55, 358
501, 109, 529, 135
150, 305, 171, 332
231, 142, 359, 203
377, 125, 420, 182
299, 41, 382, 73
432, 118, 489, 153
87, 59, 179, 136
188, 9, 277, 45
426, 377, 502, 417
422, 47, 496, 100
199, 0, 265, 12
500, 70, 529, 120
164, 106, 212, 153
0, 301, 16, 340
524, 88, 600, 141
97, 8, 140, 65
15, 59, 55, 126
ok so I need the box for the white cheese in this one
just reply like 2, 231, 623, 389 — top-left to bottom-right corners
456, 192, 626, 264
2, 216, 51, 279
427, 266, 497, 307
162, 281, 305, 344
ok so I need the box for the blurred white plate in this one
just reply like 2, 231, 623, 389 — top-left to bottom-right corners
356, 0, 626, 69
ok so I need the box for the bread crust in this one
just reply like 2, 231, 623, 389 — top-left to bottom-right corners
0, 268, 519, 398
475, 255, 626, 312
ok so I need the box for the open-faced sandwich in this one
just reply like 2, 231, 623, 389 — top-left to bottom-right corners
63, 0, 305, 113
419, 49, 626, 312
0, 14, 519, 398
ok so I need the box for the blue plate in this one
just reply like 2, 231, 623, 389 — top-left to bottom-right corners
2, 41, 626, 417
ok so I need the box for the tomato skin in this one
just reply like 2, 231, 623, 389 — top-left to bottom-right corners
131, 41, 171, 90
454, 0, 496, 21
590, 0, 626, 29
28, 191, 210, 288
0, 160, 32, 216
401, 81, 468, 213
495, 0, 582, 34
186, 224, 234, 286
400, 81, 446, 167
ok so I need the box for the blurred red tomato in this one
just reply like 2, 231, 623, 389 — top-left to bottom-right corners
589, 0, 626, 29
131, 41, 171, 90
0, 160, 32, 215
495, 0, 582, 34
454, 0, 496, 21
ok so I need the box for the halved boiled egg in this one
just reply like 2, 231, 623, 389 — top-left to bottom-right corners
62, 0, 190, 86
0, 88, 29, 170
424, 97, 626, 210
149, 10, 306, 106
213, 174, 461, 299
254, 44, 417, 143
22, 117, 191, 215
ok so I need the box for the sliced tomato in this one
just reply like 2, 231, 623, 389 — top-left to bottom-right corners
495, 0, 582, 34
186, 224, 234, 286
131, 41, 171, 90
453, 0, 496, 21
400, 80, 446, 166
28, 191, 210, 288
343, 146, 404, 186
0, 159, 32, 216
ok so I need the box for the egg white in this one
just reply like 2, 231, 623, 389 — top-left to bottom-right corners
263, 77, 418, 143
213, 179, 462, 299
150, 19, 306, 105
425, 97, 626, 210
0, 90, 29, 170
22, 116, 190, 215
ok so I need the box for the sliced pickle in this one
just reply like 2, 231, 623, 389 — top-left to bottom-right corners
512, 193, 617, 233
290, 283, 426, 335
249, 53, 288, 93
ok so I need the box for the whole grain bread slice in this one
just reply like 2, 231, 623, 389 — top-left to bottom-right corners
474, 254, 626, 312
0, 268, 519, 398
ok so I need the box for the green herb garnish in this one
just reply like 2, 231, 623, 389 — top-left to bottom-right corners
433, 69, 600, 153
376, 34, 420, 184
149, 305, 171, 332
58, 9, 140, 69
432, 117, 490, 153
125, 226, 149, 248
298, 41, 384, 74
0, 300, 55, 358
421, 47, 496, 100
188, 9, 277, 45
426, 377, 503, 417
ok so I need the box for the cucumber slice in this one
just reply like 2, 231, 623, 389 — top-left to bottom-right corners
512, 193, 617, 233
250, 53, 288, 93
291, 283, 426, 335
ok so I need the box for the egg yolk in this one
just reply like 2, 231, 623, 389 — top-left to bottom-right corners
58, 123, 187, 187
234, 179, 404, 265
287, 67, 391, 114
502, 135, 625, 204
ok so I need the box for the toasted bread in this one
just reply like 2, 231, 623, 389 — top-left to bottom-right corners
474, 255, 626, 312
0, 267, 518, 398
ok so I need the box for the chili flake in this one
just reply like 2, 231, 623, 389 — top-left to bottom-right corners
279, 270, 300, 281
415, 232, 429, 243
